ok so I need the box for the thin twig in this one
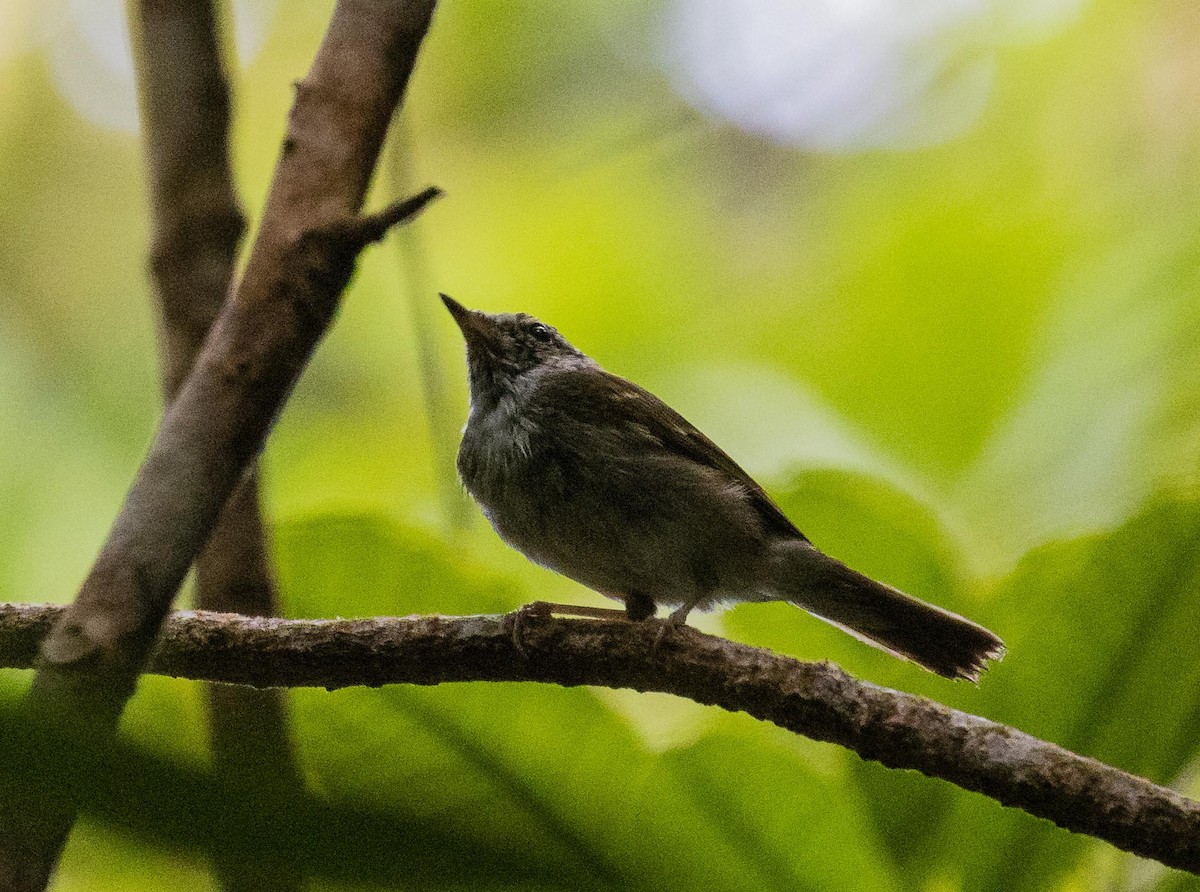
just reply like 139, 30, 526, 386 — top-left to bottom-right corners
0, 2, 440, 889
385, 123, 472, 530
130, 2, 305, 890
0, 603, 1196, 876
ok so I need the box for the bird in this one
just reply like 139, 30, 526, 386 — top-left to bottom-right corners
441, 294, 1004, 681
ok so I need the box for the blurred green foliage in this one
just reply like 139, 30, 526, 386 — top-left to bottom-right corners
2, 0, 1200, 889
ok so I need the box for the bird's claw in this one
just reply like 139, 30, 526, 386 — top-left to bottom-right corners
506, 601, 553, 658
653, 611, 688, 652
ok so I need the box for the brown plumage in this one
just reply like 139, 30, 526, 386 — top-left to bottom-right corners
444, 295, 1004, 681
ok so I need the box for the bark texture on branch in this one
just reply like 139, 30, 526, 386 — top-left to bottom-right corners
131, 3, 305, 890
1, 603, 1196, 877
0, 2, 440, 889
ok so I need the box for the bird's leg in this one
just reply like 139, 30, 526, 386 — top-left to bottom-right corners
507, 600, 635, 657
624, 591, 656, 622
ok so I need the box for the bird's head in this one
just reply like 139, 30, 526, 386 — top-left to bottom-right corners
441, 294, 587, 408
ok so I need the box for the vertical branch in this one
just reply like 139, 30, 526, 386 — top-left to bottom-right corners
0, 2, 440, 889
131, 4, 305, 890
385, 123, 471, 530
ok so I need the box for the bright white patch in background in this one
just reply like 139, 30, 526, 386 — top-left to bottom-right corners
661, 0, 1083, 151
45, 0, 137, 132
42, 0, 277, 134
231, 0, 278, 65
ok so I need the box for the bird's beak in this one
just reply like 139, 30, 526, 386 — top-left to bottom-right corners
440, 293, 498, 355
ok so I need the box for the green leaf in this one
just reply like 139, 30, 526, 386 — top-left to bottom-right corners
928, 491, 1200, 892
0, 697, 581, 891
953, 224, 1200, 570
273, 512, 518, 619
648, 724, 902, 892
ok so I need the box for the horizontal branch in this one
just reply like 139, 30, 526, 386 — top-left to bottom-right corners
1, 603, 1197, 875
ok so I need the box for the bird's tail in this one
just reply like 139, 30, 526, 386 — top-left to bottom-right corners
773, 541, 1004, 682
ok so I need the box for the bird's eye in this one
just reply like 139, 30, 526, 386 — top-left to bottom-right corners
529, 323, 552, 342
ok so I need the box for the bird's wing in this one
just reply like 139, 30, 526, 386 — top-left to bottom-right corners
533, 367, 808, 542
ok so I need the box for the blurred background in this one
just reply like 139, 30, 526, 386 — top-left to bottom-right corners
3, 0, 1200, 888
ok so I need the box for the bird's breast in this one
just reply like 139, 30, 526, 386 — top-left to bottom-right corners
457, 398, 538, 507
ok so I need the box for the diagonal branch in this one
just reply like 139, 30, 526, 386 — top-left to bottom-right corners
0, 2, 440, 889
1, 604, 1196, 877
131, 3, 305, 890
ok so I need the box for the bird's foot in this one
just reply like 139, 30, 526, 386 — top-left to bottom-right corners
507, 601, 552, 658
505, 601, 632, 658
653, 605, 694, 652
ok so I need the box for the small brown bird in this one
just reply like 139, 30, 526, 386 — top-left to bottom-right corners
443, 295, 1004, 681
